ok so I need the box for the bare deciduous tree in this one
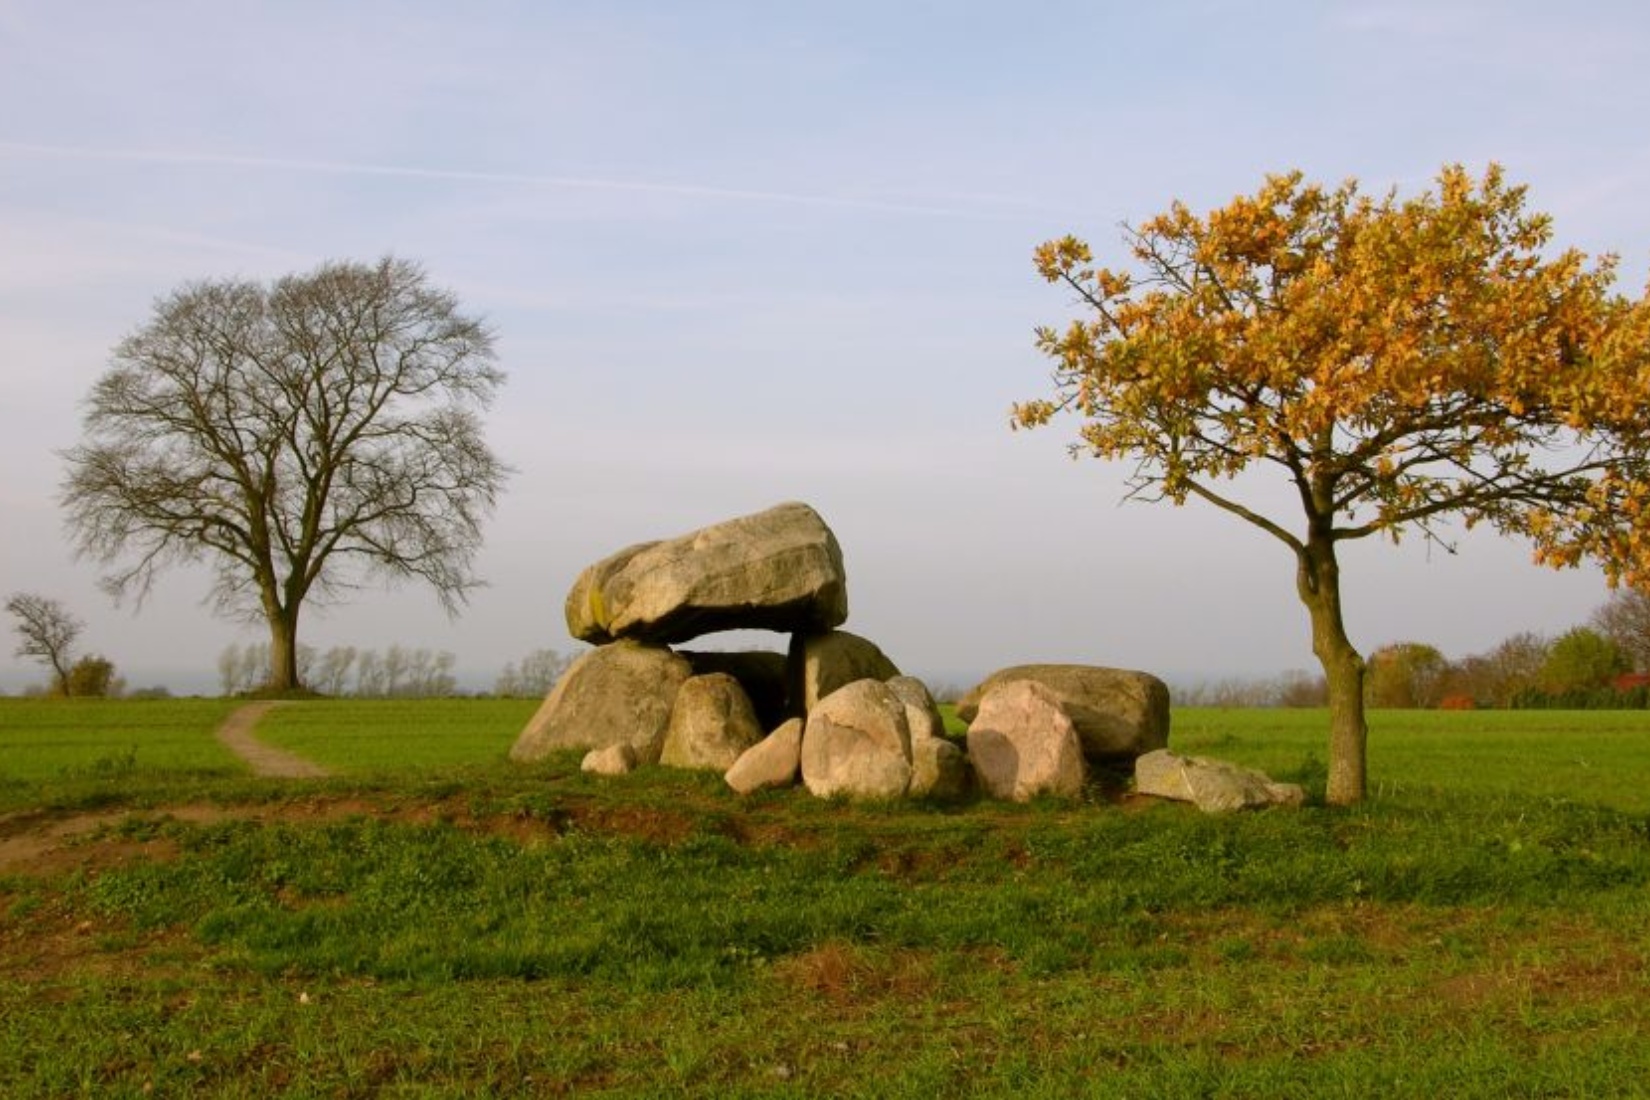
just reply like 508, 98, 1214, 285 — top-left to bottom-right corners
494, 647, 572, 697
382, 645, 410, 697
217, 643, 243, 696
1591, 589, 1650, 673
6, 592, 85, 695
354, 650, 386, 697
62, 257, 509, 692
1454, 631, 1551, 707
314, 646, 358, 696
403, 648, 456, 697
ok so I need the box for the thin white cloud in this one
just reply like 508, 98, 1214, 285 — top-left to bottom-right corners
0, 209, 308, 294
0, 140, 1042, 222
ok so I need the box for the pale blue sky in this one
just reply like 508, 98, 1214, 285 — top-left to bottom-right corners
3, 1, 1648, 693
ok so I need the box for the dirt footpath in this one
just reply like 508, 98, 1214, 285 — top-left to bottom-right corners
215, 701, 332, 779
0, 704, 329, 875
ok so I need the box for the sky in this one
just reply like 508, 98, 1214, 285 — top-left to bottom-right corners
3, 1, 1650, 695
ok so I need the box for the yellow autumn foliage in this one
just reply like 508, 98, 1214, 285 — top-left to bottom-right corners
1021, 163, 1650, 804
1019, 163, 1650, 587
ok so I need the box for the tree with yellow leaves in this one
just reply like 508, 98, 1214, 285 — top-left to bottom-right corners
1018, 165, 1650, 805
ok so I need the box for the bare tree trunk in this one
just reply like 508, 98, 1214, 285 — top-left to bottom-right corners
1297, 536, 1368, 806
267, 608, 302, 692
51, 656, 73, 698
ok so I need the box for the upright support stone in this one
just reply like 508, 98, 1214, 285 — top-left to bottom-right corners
509, 642, 691, 765
789, 630, 900, 716
967, 680, 1086, 802
659, 673, 765, 772
800, 679, 913, 800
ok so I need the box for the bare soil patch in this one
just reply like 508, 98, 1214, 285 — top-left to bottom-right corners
0, 793, 716, 879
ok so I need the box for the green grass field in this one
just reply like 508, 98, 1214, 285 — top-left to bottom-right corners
0, 697, 245, 785
252, 697, 540, 772
1175, 707, 1650, 812
2, 699, 1648, 1096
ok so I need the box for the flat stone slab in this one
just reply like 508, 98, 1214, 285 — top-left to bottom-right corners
565, 502, 848, 646
1134, 749, 1306, 813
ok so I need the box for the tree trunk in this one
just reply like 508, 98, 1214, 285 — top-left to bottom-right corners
1296, 535, 1368, 806
267, 607, 302, 693
51, 657, 73, 698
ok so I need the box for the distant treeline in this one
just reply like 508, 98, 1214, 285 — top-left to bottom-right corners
218, 642, 572, 699
1175, 594, 1650, 711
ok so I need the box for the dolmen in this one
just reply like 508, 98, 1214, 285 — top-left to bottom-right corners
510, 501, 951, 799
510, 501, 1291, 810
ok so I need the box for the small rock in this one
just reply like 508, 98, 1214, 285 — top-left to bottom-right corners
725, 718, 805, 795
680, 648, 791, 730
909, 735, 970, 800
1134, 749, 1304, 812
581, 743, 638, 776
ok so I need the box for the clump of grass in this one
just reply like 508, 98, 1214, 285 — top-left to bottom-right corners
62, 746, 140, 778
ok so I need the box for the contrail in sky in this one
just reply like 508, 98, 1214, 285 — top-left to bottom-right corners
0, 140, 1047, 220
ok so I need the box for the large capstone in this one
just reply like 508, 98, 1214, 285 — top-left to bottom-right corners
958, 664, 1169, 764
509, 641, 692, 765
565, 502, 848, 646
